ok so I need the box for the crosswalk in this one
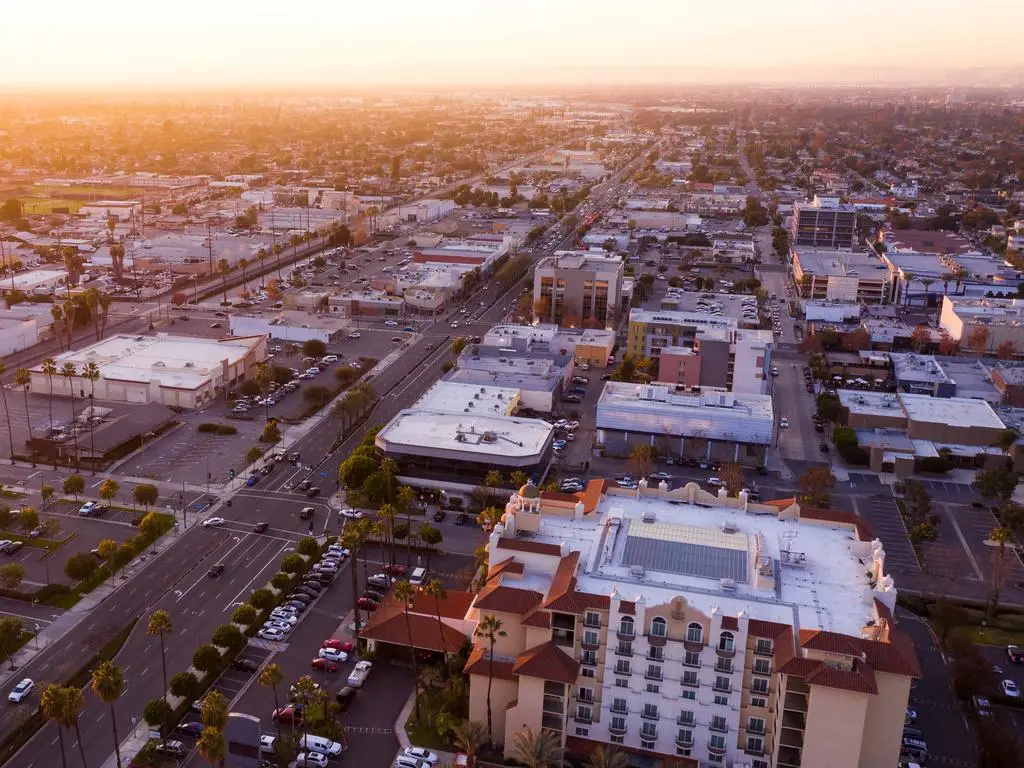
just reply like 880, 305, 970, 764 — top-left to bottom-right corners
344, 726, 394, 735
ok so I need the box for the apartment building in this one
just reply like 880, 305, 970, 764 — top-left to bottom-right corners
790, 196, 856, 250
790, 248, 890, 304
626, 309, 771, 394
465, 481, 919, 768
534, 252, 625, 329
938, 295, 1024, 353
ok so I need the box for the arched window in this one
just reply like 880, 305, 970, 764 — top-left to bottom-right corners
650, 617, 667, 637
686, 622, 704, 644
619, 616, 635, 636
718, 631, 735, 652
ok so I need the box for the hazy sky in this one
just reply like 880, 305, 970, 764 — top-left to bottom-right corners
2, 0, 1020, 87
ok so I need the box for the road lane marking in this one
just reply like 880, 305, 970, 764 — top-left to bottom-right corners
224, 540, 290, 610
176, 533, 252, 603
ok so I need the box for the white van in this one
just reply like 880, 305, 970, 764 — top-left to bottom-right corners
297, 734, 344, 756
409, 567, 427, 586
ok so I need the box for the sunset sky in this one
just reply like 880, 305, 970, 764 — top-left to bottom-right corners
2, 0, 1020, 87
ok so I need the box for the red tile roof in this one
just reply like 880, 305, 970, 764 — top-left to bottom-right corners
360, 603, 469, 654
543, 552, 585, 613
579, 479, 607, 514
473, 583, 544, 616
485, 558, 524, 582
799, 629, 864, 657
496, 538, 563, 556
721, 616, 739, 631
748, 619, 791, 640
522, 609, 551, 629
861, 633, 921, 678
512, 641, 579, 684
464, 646, 516, 681
780, 656, 878, 694
540, 490, 581, 503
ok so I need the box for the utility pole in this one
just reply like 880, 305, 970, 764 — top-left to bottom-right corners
206, 221, 214, 275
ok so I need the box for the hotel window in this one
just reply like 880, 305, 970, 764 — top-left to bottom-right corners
748, 717, 766, 735
753, 658, 771, 675
713, 694, 728, 706
585, 611, 601, 628
611, 697, 628, 714
575, 727, 588, 737
615, 659, 631, 675
583, 630, 599, 647
718, 632, 735, 653
582, 650, 597, 666
753, 760, 769, 768
710, 715, 728, 733
646, 683, 660, 694
755, 638, 773, 656
746, 736, 765, 754
648, 646, 664, 661
615, 678, 629, 688
750, 696, 767, 709
619, 616, 635, 637
581, 667, 595, 679
684, 650, 701, 667
686, 622, 704, 644
714, 675, 731, 692
710, 733, 727, 749
642, 703, 659, 720
681, 689, 696, 700
752, 677, 769, 694
682, 670, 698, 687
650, 617, 667, 637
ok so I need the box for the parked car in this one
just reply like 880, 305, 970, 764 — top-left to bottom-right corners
271, 706, 302, 725
254, 522, 269, 533
295, 752, 329, 768
154, 741, 187, 757
322, 638, 354, 652
1007, 645, 1024, 664
311, 658, 338, 672
2, 541, 23, 555
1001, 679, 1020, 698
433, 509, 447, 523
347, 660, 373, 687
382, 564, 407, 576
340, 508, 364, 519
356, 597, 380, 611
231, 658, 259, 672
175, 721, 205, 738
257, 628, 286, 641
403, 747, 440, 764
455, 512, 469, 526
202, 517, 226, 528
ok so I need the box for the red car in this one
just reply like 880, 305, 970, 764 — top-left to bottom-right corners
271, 706, 303, 725
383, 564, 408, 577
356, 597, 380, 611
311, 658, 338, 672
321, 639, 355, 653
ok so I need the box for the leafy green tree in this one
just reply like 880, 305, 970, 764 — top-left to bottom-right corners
169, 671, 199, 699
0, 563, 26, 591
417, 523, 443, 570
192, 643, 223, 675
280, 553, 305, 574
132, 484, 159, 510
199, 690, 230, 731
339, 454, 378, 490
974, 466, 1020, 505
0, 616, 23, 669
296, 537, 319, 557
231, 604, 257, 625
98, 479, 120, 504
63, 474, 85, 500
302, 339, 327, 358
64, 552, 99, 581
249, 588, 275, 610
40, 484, 55, 508
143, 698, 173, 733
17, 507, 38, 535
139, 512, 166, 539
212, 623, 244, 650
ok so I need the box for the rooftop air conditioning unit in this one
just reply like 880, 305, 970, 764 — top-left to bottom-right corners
722, 520, 739, 534
629, 565, 645, 579
642, 511, 656, 524
719, 578, 737, 591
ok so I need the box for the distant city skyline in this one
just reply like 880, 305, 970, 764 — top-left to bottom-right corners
2, 0, 1022, 88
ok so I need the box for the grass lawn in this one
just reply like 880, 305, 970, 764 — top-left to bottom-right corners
20, 197, 83, 214
0, 529, 75, 553
404, 704, 452, 752
958, 624, 1024, 648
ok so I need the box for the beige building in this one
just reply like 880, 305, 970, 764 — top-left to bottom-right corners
464, 481, 919, 768
534, 252, 624, 329
938, 295, 1024, 354
791, 248, 890, 304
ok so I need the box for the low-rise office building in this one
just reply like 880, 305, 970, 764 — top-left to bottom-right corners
465, 480, 918, 768
534, 252, 625, 329
791, 248, 890, 303
791, 196, 856, 249
597, 383, 774, 466
482, 324, 616, 369
0, 268, 68, 296
29, 333, 267, 409
938, 295, 1024, 354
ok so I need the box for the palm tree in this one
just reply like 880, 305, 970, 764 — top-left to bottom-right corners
452, 720, 487, 765
584, 744, 630, 768
64, 685, 87, 767
90, 661, 125, 768
989, 526, 1013, 617
423, 578, 450, 667
254, 363, 273, 422
258, 663, 284, 738
217, 258, 230, 304
397, 485, 416, 568
238, 258, 249, 291
59, 362, 79, 468
901, 271, 915, 305
197, 726, 226, 768
41, 684, 70, 768
256, 248, 267, 288
475, 614, 506, 745
14, 367, 33, 456
41, 357, 57, 464
341, 523, 368, 632
0, 360, 14, 463
393, 579, 422, 720
510, 726, 565, 768
147, 609, 173, 694
378, 503, 397, 568
81, 362, 100, 472
200, 690, 230, 731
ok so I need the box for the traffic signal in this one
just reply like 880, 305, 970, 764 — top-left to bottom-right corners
229, 469, 236, 479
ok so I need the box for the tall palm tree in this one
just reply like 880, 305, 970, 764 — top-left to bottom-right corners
256, 248, 267, 288
200, 690, 230, 731
258, 663, 283, 738
989, 526, 1013, 617
40, 357, 57, 466
475, 614, 506, 745
59, 362, 79, 469
238, 258, 249, 291
396, 485, 416, 567
14, 367, 33, 455
217, 258, 231, 305
393, 579, 422, 721
254, 363, 273, 422
452, 720, 487, 765
41, 684, 70, 768
64, 685, 88, 768
510, 726, 565, 768
81, 362, 100, 472
901, 271, 915, 306
423, 578, 450, 667
197, 726, 226, 768
341, 523, 367, 632
584, 744, 630, 768
147, 609, 173, 694
0, 360, 14, 463
378, 503, 397, 568
90, 661, 125, 768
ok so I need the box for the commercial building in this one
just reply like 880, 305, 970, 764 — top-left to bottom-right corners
374, 381, 553, 489
596, 383, 774, 466
0, 268, 68, 296
465, 481, 918, 768
29, 333, 268, 409
482, 324, 616, 369
790, 248, 890, 304
938, 295, 1024, 354
78, 200, 143, 220
451, 342, 573, 412
534, 252, 624, 328
790, 196, 856, 249
228, 311, 349, 343
626, 309, 772, 395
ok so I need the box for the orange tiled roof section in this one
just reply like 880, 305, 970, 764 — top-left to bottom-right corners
579, 478, 607, 514
748, 619, 791, 639
360, 593, 472, 654
540, 490, 581, 503
542, 552, 586, 613
721, 616, 739, 631
464, 646, 516, 681
522, 609, 551, 629
512, 641, 579, 684
485, 558, 525, 582
779, 656, 878, 695
778, 627, 921, 694
473, 583, 544, 616
496, 538, 563, 556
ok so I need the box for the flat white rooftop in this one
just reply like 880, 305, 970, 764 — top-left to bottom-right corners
415, 381, 519, 416
629, 306, 738, 331
377, 410, 551, 458
900, 392, 1005, 429
33, 333, 260, 389
7, 269, 67, 290
531, 493, 879, 636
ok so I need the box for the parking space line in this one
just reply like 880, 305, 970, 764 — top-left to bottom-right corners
224, 540, 291, 610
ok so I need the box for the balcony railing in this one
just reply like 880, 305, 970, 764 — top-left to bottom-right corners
713, 681, 732, 693
640, 710, 659, 722
707, 741, 727, 756
581, 637, 599, 650
644, 670, 664, 682
640, 727, 658, 741
646, 650, 665, 662
575, 710, 592, 724
675, 734, 694, 749
716, 645, 736, 659
748, 723, 766, 736
616, 627, 635, 641
614, 646, 632, 658
714, 660, 733, 674
584, 617, 601, 629
783, 692, 808, 713
608, 721, 627, 736
610, 703, 628, 715
575, 692, 595, 704
782, 710, 806, 731
709, 721, 729, 734
677, 714, 695, 727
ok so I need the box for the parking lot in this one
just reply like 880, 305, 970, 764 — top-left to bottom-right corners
947, 502, 1024, 595
850, 495, 922, 575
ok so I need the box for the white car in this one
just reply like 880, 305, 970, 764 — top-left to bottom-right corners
327, 545, 351, 557
706, 477, 723, 487
1001, 679, 1020, 698
295, 752, 329, 768
263, 620, 293, 634
347, 660, 372, 687
257, 628, 286, 641
319, 647, 349, 663
202, 517, 226, 528
7, 678, 33, 703
403, 747, 440, 764
298, 734, 345, 757
340, 509, 364, 519
779, 418, 790, 429
395, 757, 430, 768
268, 611, 298, 626
384, 320, 398, 326
348, 332, 361, 339
259, 734, 277, 754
